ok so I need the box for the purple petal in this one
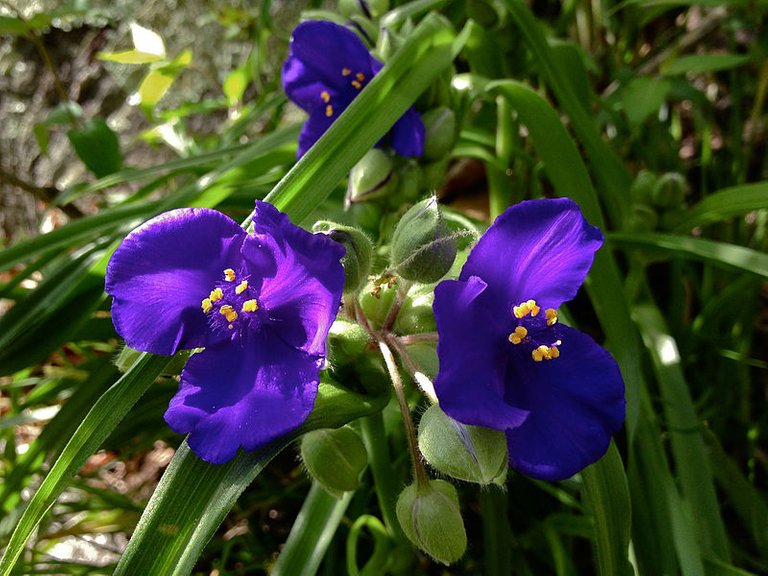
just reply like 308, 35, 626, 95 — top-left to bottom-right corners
105, 208, 245, 355
460, 198, 603, 310
282, 56, 336, 113
296, 112, 336, 159
433, 277, 529, 430
389, 107, 425, 158
504, 325, 625, 480
284, 21, 374, 93
241, 201, 345, 356
164, 333, 321, 464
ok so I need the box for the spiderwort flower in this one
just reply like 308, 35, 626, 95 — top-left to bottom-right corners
433, 198, 625, 481
105, 201, 345, 464
282, 20, 425, 159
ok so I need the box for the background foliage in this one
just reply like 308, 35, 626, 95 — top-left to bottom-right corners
0, 0, 766, 574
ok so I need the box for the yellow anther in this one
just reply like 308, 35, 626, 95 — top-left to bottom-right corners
325, 104, 333, 117
342, 67, 351, 76
201, 298, 213, 313
545, 308, 558, 326
356, 72, 365, 82
219, 305, 238, 323
532, 345, 559, 362
209, 287, 223, 302
224, 269, 235, 282
320, 90, 330, 103
235, 280, 248, 294
242, 299, 259, 312
351, 80, 362, 89
508, 326, 528, 345
513, 299, 540, 318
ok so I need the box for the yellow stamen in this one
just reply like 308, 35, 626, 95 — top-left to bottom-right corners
342, 67, 351, 76
508, 326, 528, 345
532, 345, 559, 362
351, 80, 362, 89
513, 299, 540, 318
320, 90, 330, 103
356, 72, 365, 82
545, 308, 558, 326
219, 305, 238, 323
224, 269, 235, 282
235, 280, 248, 294
325, 104, 333, 117
201, 298, 213, 313
242, 299, 258, 312
209, 287, 223, 302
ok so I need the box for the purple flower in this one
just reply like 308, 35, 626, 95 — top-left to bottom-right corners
282, 20, 425, 159
433, 198, 625, 481
105, 201, 345, 464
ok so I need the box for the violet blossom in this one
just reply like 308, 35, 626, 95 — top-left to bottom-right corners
282, 20, 425, 159
432, 198, 625, 481
105, 200, 345, 464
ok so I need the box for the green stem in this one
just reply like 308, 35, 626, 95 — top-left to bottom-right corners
479, 487, 513, 576
359, 413, 405, 540
378, 340, 428, 488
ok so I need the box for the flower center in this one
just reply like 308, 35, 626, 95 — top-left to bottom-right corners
507, 299, 561, 362
318, 69, 368, 118
201, 268, 260, 336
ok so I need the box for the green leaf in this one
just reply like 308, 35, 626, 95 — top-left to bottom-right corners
223, 66, 250, 105
581, 442, 634, 576
662, 53, 753, 76
67, 117, 123, 178
113, 377, 388, 576
0, 15, 29, 35
609, 232, 768, 278
672, 182, 768, 231
97, 49, 165, 64
0, 354, 169, 576
271, 483, 354, 576
634, 304, 731, 562
621, 77, 672, 127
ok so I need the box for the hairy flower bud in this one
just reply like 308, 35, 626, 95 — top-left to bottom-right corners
396, 479, 467, 565
313, 221, 373, 294
390, 197, 457, 283
630, 169, 657, 205
347, 149, 396, 204
652, 172, 687, 210
421, 107, 456, 161
418, 404, 507, 485
301, 427, 368, 497
328, 319, 370, 365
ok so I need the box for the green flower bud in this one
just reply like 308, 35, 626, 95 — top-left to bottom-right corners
349, 201, 383, 234
630, 169, 657, 205
376, 26, 401, 62
652, 172, 687, 210
339, 0, 389, 18
358, 276, 398, 329
625, 204, 659, 233
300, 427, 368, 497
393, 284, 437, 334
396, 479, 467, 565
390, 161, 421, 206
313, 221, 373, 294
420, 156, 450, 191
347, 149, 396, 204
421, 107, 456, 161
328, 319, 370, 365
418, 404, 507, 485
390, 197, 457, 283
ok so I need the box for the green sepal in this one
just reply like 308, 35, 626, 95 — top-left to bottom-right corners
300, 427, 368, 497
396, 479, 467, 565
418, 404, 507, 485
421, 106, 456, 160
313, 221, 373, 294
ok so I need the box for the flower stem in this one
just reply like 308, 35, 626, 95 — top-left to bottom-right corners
388, 335, 437, 404
358, 413, 405, 541
381, 278, 410, 332
377, 340, 428, 488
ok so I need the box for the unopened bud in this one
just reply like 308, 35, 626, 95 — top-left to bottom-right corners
390, 196, 457, 283
328, 319, 370, 365
421, 107, 456, 161
300, 427, 368, 497
418, 404, 507, 485
347, 149, 396, 204
391, 161, 421, 206
652, 172, 687, 210
625, 204, 658, 233
396, 479, 467, 565
630, 169, 657, 205
313, 221, 372, 293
